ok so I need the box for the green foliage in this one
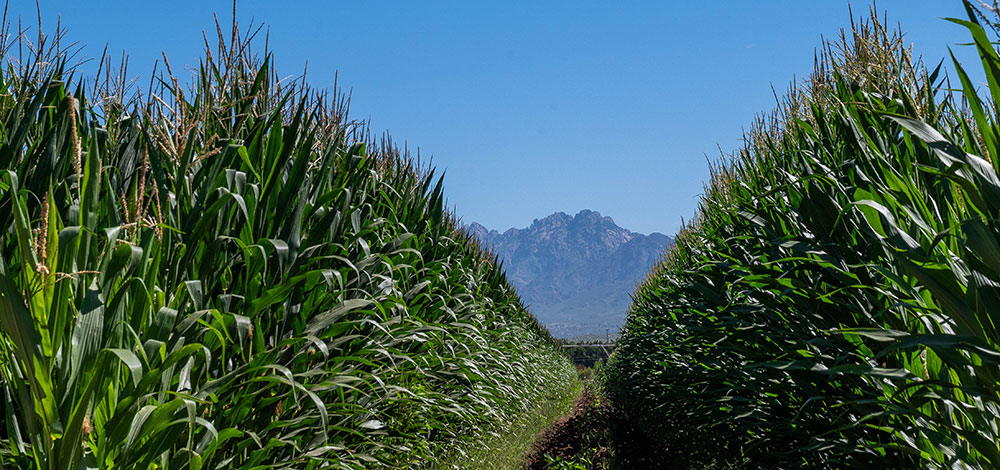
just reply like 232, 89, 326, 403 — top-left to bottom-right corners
562, 345, 612, 367
0, 17, 574, 470
465, 370, 580, 470
525, 366, 621, 470
608, 3, 1000, 469
543, 453, 596, 470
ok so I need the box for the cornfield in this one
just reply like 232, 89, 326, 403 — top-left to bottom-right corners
608, 2, 1000, 469
0, 13, 575, 470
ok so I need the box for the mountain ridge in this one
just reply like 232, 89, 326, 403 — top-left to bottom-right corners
468, 210, 672, 337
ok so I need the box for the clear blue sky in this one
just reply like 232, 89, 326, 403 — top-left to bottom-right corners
10, 1, 982, 235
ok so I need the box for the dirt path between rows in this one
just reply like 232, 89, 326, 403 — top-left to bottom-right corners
522, 384, 667, 469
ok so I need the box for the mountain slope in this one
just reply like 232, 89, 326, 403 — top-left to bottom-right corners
470, 210, 672, 337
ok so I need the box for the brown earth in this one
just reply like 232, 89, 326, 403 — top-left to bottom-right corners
522, 387, 667, 469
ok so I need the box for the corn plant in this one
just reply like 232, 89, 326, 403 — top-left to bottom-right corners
608, 2, 1000, 469
0, 14, 575, 470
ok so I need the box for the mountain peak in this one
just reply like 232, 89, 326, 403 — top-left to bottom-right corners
572, 208, 603, 221
530, 211, 572, 229
467, 210, 674, 337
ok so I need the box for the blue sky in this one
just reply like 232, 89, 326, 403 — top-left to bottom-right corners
10, 1, 982, 235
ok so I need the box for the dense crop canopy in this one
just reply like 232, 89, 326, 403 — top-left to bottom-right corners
608, 3, 1000, 469
0, 16, 575, 470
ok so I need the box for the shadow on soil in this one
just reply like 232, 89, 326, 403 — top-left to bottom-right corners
522, 368, 667, 470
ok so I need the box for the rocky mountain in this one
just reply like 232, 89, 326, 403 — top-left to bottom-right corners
468, 210, 673, 338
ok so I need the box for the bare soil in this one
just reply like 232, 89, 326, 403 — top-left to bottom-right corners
522, 387, 667, 469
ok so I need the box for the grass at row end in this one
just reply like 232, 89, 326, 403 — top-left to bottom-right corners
458, 368, 583, 469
